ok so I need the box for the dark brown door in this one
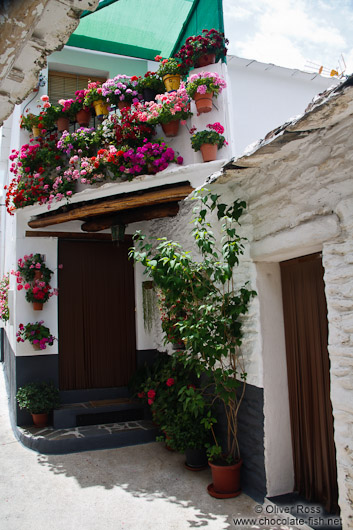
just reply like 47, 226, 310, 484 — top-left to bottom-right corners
58, 239, 136, 390
280, 253, 338, 513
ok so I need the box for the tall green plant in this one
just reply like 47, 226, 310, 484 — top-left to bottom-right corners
130, 189, 256, 463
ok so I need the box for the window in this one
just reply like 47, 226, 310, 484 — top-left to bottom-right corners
48, 71, 107, 105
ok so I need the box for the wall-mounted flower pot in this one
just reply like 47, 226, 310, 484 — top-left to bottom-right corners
32, 301, 43, 311
163, 74, 181, 92
76, 109, 91, 127
196, 53, 216, 68
161, 119, 180, 137
118, 101, 131, 111
31, 412, 49, 428
194, 91, 213, 114
34, 270, 42, 280
200, 143, 218, 162
56, 117, 70, 132
32, 126, 41, 138
208, 459, 242, 498
93, 99, 109, 118
32, 343, 41, 351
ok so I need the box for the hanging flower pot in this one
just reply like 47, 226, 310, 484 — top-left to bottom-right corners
32, 126, 41, 138
34, 270, 42, 281
56, 116, 70, 132
31, 412, 49, 428
161, 119, 180, 137
194, 91, 213, 114
143, 88, 158, 102
200, 143, 218, 162
118, 101, 131, 111
75, 109, 91, 127
93, 99, 109, 118
163, 74, 181, 92
208, 459, 242, 498
33, 301, 43, 311
196, 53, 216, 68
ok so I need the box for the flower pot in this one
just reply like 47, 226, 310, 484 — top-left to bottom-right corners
196, 53, 216, 68
163, 74, 181, 92
31, 412, 49, 428
200, 143, 218, 162
76, 109, 91, 127
194, 91, 213, 114
34, 270, 42, 280
143, 88, 159, 102
161, 119, 180, 137
118, 101, 131, 111
185, 448, 208, 470
32, 343, 41, 351
32, 126, 41, 138
33, 301, 43, 311
208, 459, 242, 496
93, 99, 109, 118
56, 116, 70, 132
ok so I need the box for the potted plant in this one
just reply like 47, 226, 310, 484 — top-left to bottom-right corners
16, 321, 56, 350
102, 75, 142, 110
83, 81, 109, 119
0, 273, 9, 322
130, 189, 256, 497
15, 253, 58, 309
16, 381, 60, 427
175, 28, 229, 69
190, 122, 227, 162
186, 71, 227, 113
155, 56, 189, 92
66, 89, 91, 126
20, 111, 46, 138
138, 71, 165, 102
135, 88, 192, 137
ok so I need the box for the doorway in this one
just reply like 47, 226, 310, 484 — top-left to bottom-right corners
58, 239, 136, 390
280, 253, 338, 513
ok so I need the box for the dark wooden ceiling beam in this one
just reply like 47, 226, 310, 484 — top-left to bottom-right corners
28, 184, 193, 229
81, 202, 180, 232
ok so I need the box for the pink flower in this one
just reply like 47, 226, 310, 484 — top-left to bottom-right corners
35, 263, 41, 269
24, 283, 30, 290
17, 284, 23, 291
40, 95, 49, 102
166, 378, 175, 387
196, 84, 207, 94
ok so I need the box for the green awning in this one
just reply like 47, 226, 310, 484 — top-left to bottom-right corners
67, 0, 224, 61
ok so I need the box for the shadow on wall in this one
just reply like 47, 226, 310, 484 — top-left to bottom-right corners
36, 442, 257, 528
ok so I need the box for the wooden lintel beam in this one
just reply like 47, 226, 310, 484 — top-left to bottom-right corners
25, 231, 121, 241
81, 203, 180, 232
28, 185, 194, 229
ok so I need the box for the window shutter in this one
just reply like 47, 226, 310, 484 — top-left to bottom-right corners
48, 71, 107, 105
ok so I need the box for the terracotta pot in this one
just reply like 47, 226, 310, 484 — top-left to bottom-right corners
196, 53, 216, 68
163, 74, 181, 92
32, 343, 41, 351
194, 91, 213, 114
31, 412, 49, 428
161, 119, 180, 137
209, 459, 242, 495
34, 270, 42, 280
93, 99, 109, 117
143, 88, 158, 102
33, 301, 43, 311
76, 109, 91, 127
118, 101, 131, 111
56, 116, 70, 132
200, 143, 218, 162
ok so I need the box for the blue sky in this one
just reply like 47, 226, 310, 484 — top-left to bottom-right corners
223, 0, 353, 77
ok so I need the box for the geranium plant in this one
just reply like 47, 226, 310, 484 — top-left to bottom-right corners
102, 75, 142, 106
135, 88, 192, 125
14, 254, 58, 305
190, 122, 227, 151
16, 321, 56, 350
130, 189, 256, 464
137, 71, 165, 93
0, 273, 9, 322
56, 127, 100, 157
155, 56, 189, 78
174, 28, 229, 68
186, 71, 226, 99
83, 81, 108, 107
16, 253, 53, 283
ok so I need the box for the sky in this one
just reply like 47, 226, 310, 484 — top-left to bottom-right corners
222, 0, 353, 77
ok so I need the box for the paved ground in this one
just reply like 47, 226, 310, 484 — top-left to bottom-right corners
0, 366, 301, 530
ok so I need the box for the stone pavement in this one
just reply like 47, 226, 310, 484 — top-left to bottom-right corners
0, 366, 302, 530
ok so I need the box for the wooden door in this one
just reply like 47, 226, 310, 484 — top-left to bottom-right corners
58, 239, 136, 390
280, 253, 338, 513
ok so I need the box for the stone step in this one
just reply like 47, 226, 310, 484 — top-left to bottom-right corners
16, 419, 159, 455
53, 397, 147, 429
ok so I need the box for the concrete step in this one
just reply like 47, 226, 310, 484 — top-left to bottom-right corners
16, 419, 158, 455
53, 397, 147, 429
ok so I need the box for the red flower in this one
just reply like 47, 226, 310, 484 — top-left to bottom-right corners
147, 389, 156, 399
166, 378, 175, 387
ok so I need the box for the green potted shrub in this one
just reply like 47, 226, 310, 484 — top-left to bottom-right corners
190, 122, 227, 162
131, 189, 256, 497
16, 381, 60, 427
